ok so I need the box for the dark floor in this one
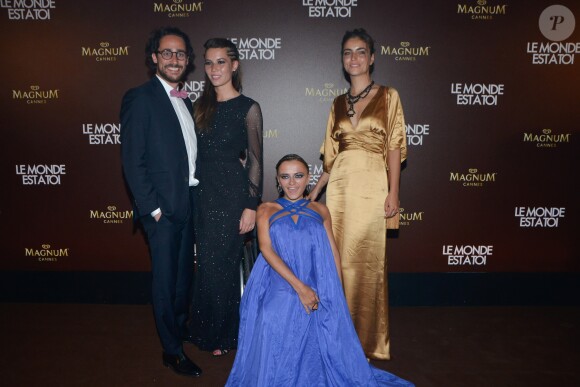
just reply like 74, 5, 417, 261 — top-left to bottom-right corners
1, 304, 579, 387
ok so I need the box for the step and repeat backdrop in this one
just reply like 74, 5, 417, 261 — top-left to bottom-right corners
1, 0, 578, 275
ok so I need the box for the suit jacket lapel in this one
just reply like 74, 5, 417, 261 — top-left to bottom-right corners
150, 77, 189, 160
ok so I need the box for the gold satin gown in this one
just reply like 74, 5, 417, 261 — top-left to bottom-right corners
322, 86, 407, 360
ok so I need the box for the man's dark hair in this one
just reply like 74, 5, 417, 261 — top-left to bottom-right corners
145, 27, 194, 74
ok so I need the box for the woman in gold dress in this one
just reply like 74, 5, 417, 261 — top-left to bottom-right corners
309, 28, 407, 360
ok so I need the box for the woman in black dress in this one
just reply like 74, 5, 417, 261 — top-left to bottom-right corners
189, 38, 263, 356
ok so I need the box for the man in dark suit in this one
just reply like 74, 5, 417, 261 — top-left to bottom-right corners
120, 27, 201, 377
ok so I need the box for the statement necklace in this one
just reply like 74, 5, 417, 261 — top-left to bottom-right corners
346, 81, 374, 117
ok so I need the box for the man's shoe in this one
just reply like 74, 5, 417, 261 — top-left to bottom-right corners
162, 352, 202, 377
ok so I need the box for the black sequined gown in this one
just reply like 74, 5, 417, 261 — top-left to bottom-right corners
189, 94, 263, 351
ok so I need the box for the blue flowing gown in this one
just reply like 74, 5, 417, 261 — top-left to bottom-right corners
226, 198, 414, 386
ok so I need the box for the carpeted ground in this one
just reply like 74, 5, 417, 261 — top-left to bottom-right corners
1, 304, 579, 387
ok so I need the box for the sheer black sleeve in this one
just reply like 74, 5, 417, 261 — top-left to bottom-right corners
244, 102, 263, 210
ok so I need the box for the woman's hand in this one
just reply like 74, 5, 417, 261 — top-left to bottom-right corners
384, 193, 399, 218
306, 186, 320, 201
239, 208, 256, 234
306, 172, 329, 201
296, 283, 320, 314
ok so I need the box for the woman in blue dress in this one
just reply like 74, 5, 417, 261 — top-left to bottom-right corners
226, 154, 413, 386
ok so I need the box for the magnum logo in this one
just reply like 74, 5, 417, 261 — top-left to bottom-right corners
381, 42, 431, 61
90, 205, 133, 224
523, 129, 571, 148
263, 129, 278, 139
153, 0, 203, 17
25, 244, 69, 262
457, 0, 507, 20
81, 42, 130, 62
399, 208, 424, 226
450, 168, 497, 187
12, 85, 59, 104
305, 83, 348, 103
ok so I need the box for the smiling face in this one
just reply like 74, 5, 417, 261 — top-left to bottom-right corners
152, 34, 188, 87
204, 47, 239, 89
277, 160, 310, 201
342, 37, 374, 78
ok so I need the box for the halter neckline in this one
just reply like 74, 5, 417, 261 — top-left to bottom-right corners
276, 197, 309, 207
270, 198, 321, 226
